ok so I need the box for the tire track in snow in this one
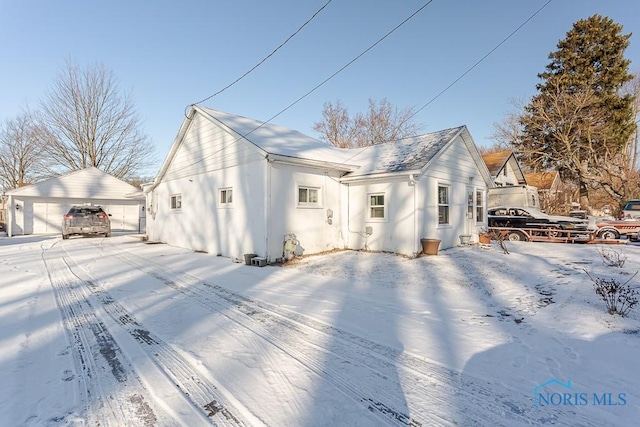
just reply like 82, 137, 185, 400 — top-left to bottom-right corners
42, 241, 159, 426
57, 241, 252, 427
104, 240, 604, 427
97, 242, 494, 426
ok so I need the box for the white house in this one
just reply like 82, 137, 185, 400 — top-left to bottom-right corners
145, 106, 493, 261
481, 150, 527, 187
6, 167, 145, 237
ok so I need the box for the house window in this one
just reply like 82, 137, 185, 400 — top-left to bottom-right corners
298, 186, 320, 207
438, 185, 449, 224
219, 188, 233, 205
170, 194, 182, 210
369, 193, 385, 219
476, 190, 484, 222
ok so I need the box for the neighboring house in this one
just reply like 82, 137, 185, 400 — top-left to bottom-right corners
6, 167, 145, 237
0, 193, 6, 231
482, 150, 542, 208
145, 106, 493, 261
525, 171, 568, 213
481, 150, 527, 187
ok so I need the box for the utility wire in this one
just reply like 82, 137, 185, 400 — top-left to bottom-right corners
257, 0, 436, 132
411, 0, 554, 119
177, 1, 437, 171
178, 0, 549, 174
189, 0, 333, 107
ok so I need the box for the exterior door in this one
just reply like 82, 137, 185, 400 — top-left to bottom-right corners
466, 186, 475, 235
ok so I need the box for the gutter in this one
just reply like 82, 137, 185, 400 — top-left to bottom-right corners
340, 169, 423, 184
266, 154, 359, 172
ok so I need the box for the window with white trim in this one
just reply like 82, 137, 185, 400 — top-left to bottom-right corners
298, 186, 320, 207
219, 188, 233, 206
170, 194, 182, 210
476, 189, 484, 223
368, 193, 386, 220
438, 185, 449, 224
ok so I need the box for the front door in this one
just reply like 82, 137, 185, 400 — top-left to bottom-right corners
466, 186, 475, 235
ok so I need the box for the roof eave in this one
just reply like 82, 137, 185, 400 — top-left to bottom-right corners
267, 154, 359, 172
340, 169, 420, 183
150, 106, 198, 191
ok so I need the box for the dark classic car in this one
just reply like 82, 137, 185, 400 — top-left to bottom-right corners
488, 206, 589, 241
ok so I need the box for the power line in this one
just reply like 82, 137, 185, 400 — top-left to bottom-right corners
411, 0, 554, 119
189, 0, 333, 107
178, 1, 437, 171
259, 0, 436, 130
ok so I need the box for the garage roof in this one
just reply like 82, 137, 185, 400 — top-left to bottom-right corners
7, 167, 143, 200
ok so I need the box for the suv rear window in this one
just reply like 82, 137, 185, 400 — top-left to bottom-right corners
68, 207, 106, 215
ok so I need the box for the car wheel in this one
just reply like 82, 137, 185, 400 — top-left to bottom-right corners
105, 232, 111, 237
547, 227, 560, 238
62, 234, 69, 240
597, 229, 620, 240
506, 230, 527, 242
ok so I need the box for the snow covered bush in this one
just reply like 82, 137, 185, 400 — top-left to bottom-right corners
586, 271, 638, 317
597, 246, 627, 268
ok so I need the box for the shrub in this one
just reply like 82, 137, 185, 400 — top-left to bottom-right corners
597, 246, 627, 268
585, 271, 638, 316
487, 229, 510, 255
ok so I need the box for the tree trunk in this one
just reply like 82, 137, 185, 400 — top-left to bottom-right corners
579, 180, 590, 210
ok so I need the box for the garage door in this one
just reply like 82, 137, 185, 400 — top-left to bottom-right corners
104, 204, 141, 231
33, 202, 69, 234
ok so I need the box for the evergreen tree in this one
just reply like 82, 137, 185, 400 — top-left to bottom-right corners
515, 14, 636, 209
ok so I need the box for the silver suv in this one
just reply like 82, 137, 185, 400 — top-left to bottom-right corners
621, 200, 640, 220
62, 205, 111, 239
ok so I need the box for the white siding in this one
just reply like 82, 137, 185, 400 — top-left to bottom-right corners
345, 179, 416, 255
163, 114, 265, 182
267, 163, 344, 258
418, 135, 488, 249
148, 116, 268, 259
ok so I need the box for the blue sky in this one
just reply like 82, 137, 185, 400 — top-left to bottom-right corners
1, 0, 639, 175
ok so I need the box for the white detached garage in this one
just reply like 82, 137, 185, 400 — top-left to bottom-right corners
6, 167, 145, 237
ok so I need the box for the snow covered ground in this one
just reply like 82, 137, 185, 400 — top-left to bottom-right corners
0, 234, 638, 426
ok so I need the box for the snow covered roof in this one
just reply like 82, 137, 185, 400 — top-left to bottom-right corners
342, 126, 466, 177
197, 106, 363, 170
6, 167, 142, 200
154, 107, 491, 187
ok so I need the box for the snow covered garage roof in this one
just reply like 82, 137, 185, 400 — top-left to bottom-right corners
7, 167, 143, 200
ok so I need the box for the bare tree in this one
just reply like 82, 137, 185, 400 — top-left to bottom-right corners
314, 98, 422, 147
0, 112, 49, 191
37, 59, 155, 179
490, 98, 525, 154
312, 100, 355, 148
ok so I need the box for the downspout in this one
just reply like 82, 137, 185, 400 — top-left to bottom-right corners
265, 158, 271, 261
7, 194, 12, 237
410, 174, 418, 257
